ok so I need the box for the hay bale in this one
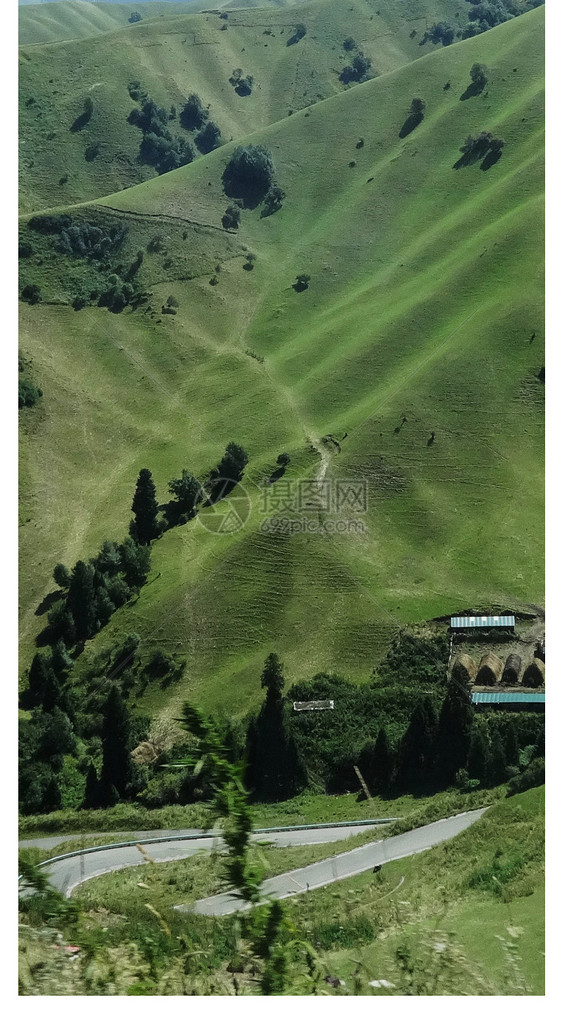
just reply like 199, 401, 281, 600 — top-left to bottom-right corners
451, 653, 477, 683
131, 741, 158, 766
522, 658, 545, 688
476, 652, 502, 686
501, 653, 522, 685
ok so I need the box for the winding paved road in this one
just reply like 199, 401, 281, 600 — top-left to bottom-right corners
181, 809, 487, 917
19, 809, 487, 908
22, 822, 392, 898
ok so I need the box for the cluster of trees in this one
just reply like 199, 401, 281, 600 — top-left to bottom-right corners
57, 222, 128, 260
454, 131, 504, 169
179, 93, 222, 153
422, 1, 543, 47
19, 636, 157, 813
22, 211, 150, 314
34, 445, 249, 650
229, 68, 254, 97
128, 96, 197, 175
420, 22, 456, 46
44, 537, 151, 647
340, 48, 372, 84
128, 92, 222, 171
128, 443, 249, 537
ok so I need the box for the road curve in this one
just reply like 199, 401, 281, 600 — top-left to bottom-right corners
181, 808, 487, 917
31, 822, 391, 898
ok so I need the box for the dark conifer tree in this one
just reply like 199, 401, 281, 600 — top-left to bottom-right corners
398, 699, 436, 790
359, 727, 394, 795
488, 729, 508, 786
99, 686, 134, 804
503, 722, 520, 768
51, 639, 73, 677
67, 560, 97, 640
22, 652, 53, 710
434, 671, 473, 785
245, 655, 307, 801
82, 762, 100, 809
130, 468, 161, 544
42, 775, 62, 813
467, 726, 491, 784
261, 653, 285, 702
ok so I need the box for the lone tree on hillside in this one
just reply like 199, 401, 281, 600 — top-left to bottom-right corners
222, 145, 275, 208
130, 468, 161, 544
399, 97, 426, 137
461, 62, 488, 100
470, 63, 488, 91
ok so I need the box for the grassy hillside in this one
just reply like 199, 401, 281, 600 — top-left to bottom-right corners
288, 785, 545, 994
19, 0, 466, 212
18, 2, 199, 46
19, 7, 544, 718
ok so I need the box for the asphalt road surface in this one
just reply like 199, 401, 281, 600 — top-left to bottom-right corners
26, 823, 387, 898
182, 809, 487, 917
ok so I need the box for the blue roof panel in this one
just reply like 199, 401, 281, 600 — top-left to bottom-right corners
451, 615, 515, 629
472, 692, 545, 705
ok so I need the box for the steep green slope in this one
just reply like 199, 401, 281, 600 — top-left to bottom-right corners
19, 0, 466, 212
18, 2, 197, 46
19, 8, 544, 717
292, 786, 544, 994
18, 2, 301, 47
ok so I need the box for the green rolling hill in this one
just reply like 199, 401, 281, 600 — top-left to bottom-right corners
19, 2, 544, 723
19, 0, 468, 213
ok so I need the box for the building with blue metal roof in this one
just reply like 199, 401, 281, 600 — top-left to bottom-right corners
450, 615, 515, 630
472, 692, 544, 709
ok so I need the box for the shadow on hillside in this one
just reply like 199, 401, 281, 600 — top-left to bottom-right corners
460, 82, 485, 101
399, 112, 423, 138
35, 590, 62, 617
480, 149, 503, 171
70, 110, 92, 133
